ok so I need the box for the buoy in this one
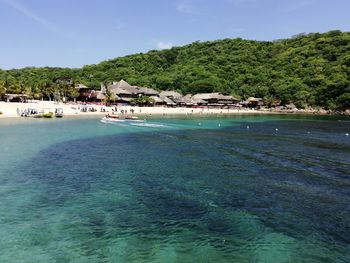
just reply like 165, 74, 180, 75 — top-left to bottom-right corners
275, 128, 278, 132
218, 124, 221, 127
346, 133, 349, 136
247, 125, 250, 129
198, 123, 201, 126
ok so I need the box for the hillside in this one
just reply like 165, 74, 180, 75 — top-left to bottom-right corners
0, 30, 349, 109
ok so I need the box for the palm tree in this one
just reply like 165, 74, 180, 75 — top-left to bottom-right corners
133, 95, 155, 106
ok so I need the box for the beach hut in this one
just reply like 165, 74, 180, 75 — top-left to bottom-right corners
159, 91, 184, 106
78, 89, 99, 102
75, 84, 98, 102
191, 93, 237, 107
108, 80, 161, 103
246, 97, 264, 108
3, 94, 29, 103
159, 96, 176, 106
159, 91, 183, 99
96, 91, 107, 101
150, 96, 165, 105
136, 87, 159, 96
181, 94, 195, 106
110, 79, 132, 89
191, 97, 207, 106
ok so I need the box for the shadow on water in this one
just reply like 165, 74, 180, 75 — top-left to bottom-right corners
1, 117, 350, 262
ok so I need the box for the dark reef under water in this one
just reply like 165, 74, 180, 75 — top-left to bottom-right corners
0, 116, 349, 262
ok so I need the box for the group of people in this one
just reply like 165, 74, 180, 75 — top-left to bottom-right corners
111, 108, 135, 115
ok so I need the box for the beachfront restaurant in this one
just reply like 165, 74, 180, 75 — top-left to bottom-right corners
149, 95, 166, 105
191, 93, 239, 108
159, 91, 188, 106
244, 97, 264, 109
77, 89, 101, 102
107, 80, 160, 104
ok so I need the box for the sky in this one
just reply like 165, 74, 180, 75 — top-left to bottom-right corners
0, 0, 349, 69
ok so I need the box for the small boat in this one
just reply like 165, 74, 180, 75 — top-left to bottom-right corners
125, 115, 139, 120
35, 108, 54, 118
106, 114, 119, 119
101, 116, 145, 123
101, 117, 124, 122
55, 108, 64, 118
33, 112, 53, 118
43, 112, 53, 118
21, 108, 38, 117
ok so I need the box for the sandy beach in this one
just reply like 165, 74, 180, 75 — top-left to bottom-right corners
0, 101, 266, 118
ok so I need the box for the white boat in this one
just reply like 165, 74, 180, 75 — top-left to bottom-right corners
125, 115, 139, 120
101, 116, 145, 123
55, 108, 64, 118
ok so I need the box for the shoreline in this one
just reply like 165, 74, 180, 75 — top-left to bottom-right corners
0, 101, 348, 119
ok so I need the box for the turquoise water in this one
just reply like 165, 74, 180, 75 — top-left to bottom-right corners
0, 115, 349, 262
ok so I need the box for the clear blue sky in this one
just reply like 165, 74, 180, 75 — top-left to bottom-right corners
0, 0, 349, 69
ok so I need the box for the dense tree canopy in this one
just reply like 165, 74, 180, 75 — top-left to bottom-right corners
0, 30, 349, 109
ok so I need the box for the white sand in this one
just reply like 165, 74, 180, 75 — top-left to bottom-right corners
0, 100, 265, 118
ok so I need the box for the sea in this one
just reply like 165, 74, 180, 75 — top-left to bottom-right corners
0, 114, 349, 262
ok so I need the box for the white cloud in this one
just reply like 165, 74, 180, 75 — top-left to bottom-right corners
156, 41, 173, 50
176, 3, 193, 13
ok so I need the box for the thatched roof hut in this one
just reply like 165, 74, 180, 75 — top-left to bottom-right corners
136, 87, 159, 96
3, 94, 29, 102
180, 94, 193, 105
245, 97, 264, 108
75, 84, 88, 90
160, 96, 176, 105
150, 96, 164, 104
96, 91, 106, 101
108, 80, 158, 97
110, 79, 131, 89
159, 91, 183, 98
112, 87, 132, 95
192, 93, 238, 105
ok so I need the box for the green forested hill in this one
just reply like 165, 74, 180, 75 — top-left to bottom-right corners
0, 30, 349, 109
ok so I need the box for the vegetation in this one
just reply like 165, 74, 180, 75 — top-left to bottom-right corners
0, 30, 349, 110
131, 95, 156, 106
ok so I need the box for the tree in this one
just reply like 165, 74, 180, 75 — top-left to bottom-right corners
132, 95, 155, 106
103, 87, 115, 105
0, 80, 6, 96
66, 87, 80, 101
336, 93, 350, 110
190, 79, 216, 93
0, 30, 349, 109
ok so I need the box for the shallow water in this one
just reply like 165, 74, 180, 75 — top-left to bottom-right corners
0, 115, 349, 262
